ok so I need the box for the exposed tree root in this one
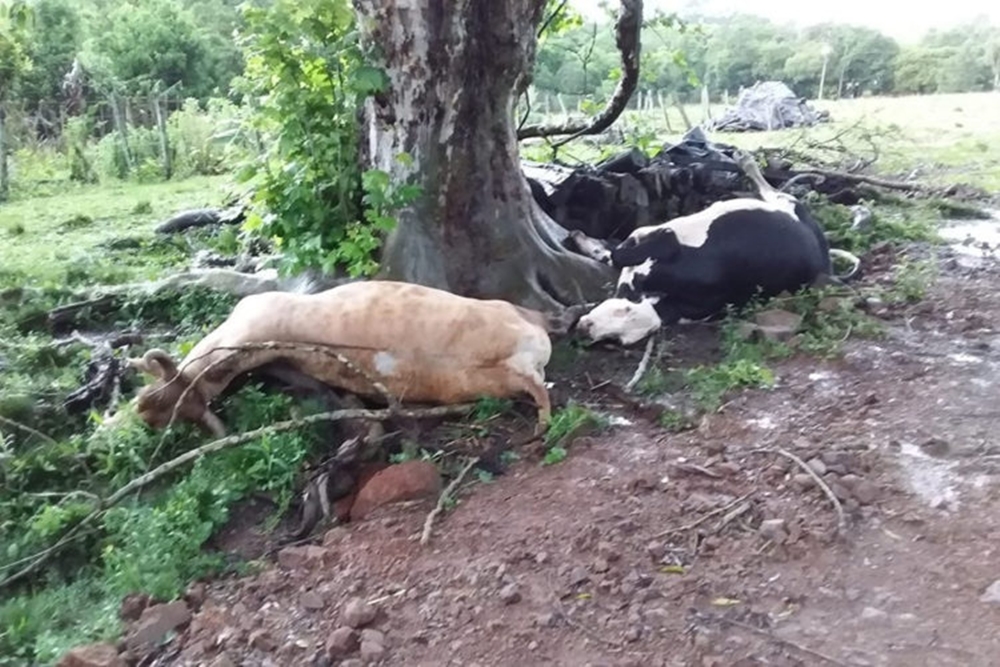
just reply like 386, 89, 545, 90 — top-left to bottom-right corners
420, 455, 480, 546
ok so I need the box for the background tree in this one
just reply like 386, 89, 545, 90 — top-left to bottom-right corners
0, 0, 31, 200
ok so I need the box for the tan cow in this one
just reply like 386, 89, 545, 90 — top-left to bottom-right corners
127, 280, 554, 436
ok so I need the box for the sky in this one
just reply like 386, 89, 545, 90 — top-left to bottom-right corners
570, 0, 1000, 44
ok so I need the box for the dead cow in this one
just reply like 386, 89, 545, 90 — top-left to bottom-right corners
128, 280, 554, 436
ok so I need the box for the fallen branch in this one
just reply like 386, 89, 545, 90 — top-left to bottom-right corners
797, 166, 932, 193
624, 336, 656, 393
518, 0, 642, 145
0, 415, 59, 446
653, 492, 754, 539
0, 403, 474, 590
750, 447, 846, 536
420, 455, 480, 545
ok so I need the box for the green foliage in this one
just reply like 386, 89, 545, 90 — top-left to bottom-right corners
541, 402, 606, 464
884, 257, 937, 304
806, 194, 939, 253
13, 0, 80, 108
470, 397, 515, 423
685, 358, 774, 412
237, 0, 416, 278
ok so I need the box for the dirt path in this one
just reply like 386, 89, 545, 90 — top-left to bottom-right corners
138, 242, 1000, 667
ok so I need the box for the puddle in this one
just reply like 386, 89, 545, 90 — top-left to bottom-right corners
939, 210, 1000, 265
895, 442, 961, 510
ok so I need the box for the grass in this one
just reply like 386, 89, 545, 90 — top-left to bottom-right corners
523, 91, 1000, 193
0, 175, 234, 285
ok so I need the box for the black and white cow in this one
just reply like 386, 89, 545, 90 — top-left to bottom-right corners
575, 153, 860, 345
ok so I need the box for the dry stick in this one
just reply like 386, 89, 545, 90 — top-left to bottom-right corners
750, 447, 846, 536
420, 456, 480, 546
652, 492, 754, 540
719, 617, 850, 667
548, 588, 622, 648
0, 403, 474, 591
624, 336, 656, 393
0, 415, 59, 446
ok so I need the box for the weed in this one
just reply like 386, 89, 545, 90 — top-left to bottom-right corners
885, 257, 938, 304
470, 397, 515, 423
685, 358, 775, 412
7, 222, 25, 235
540, 403, 607, 464
131, 200, 153, 215
658, 410, 694, 432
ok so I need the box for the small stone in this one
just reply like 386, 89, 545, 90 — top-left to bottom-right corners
277, 545, 329, 570
714, 461, 740, 477
752, 309, 803, 342
806, 458, 828, 476
792, 473, 814, 489
360, 640, 386, 662
534, 612, 559, 628
119, 593, 151, 622
127, 601, 191, 650
759, 518, 788, 544
596, 541, 620, 562
852, 480, 881, 505
534, 551, 549, 564
326, 628, 358, 658
528, 641, 539, 651
342, 597, 377, 628
920, 437, 951, 458
300, 591, 326, 611
839, 474, 861, 490
568, 566, 590, 586
592, 558, 610, 573
350, 461, 442, 520
342, 660, 365, 667
184, 582, 207, 609
498, 583, 522, 605
980, 580, 1000, 604
624, 625, 642, 642
56, 643, 125, 667
860, 607, 889, 624
248, 629, 278, 652
360, 628, 385, 646
207, 655, 236, 667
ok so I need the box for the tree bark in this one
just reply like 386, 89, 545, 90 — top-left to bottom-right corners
355, 0, 613, 311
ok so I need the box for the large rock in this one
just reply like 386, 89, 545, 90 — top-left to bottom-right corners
126, 601, 191, 650
349, 461, 443, 521
57, 643, 125, 667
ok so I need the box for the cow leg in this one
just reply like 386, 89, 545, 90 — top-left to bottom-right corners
734, 150, 781, 201
523, 375, 552, 436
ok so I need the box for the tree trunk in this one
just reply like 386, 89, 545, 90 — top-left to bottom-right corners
354, 0, 612, 311
0, 104, 8, 202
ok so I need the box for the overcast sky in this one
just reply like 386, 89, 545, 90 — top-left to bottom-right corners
570, 0, 1000, 44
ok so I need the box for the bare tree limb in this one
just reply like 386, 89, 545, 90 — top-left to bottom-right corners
0, 403, 475, 590
518, 0, 642, 144
420, 455, 480, 545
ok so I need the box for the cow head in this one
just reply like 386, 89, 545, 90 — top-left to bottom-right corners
127, 349, 226, 437
575, 297, 662, 346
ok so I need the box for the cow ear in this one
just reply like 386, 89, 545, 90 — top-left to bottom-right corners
130, 349, 179, 380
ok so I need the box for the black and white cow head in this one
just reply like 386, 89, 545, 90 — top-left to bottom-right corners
575, 295, 663, 346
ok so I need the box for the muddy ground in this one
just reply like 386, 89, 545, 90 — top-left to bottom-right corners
118, 224, 1000, 667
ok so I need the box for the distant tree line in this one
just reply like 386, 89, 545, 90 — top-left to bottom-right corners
2, 0, 1000, 146
536, 12, 1000, 102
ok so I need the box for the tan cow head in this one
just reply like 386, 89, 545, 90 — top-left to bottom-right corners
127, 349, 226, 437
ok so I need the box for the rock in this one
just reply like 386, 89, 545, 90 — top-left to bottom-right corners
184, 582, 207, 609
758, 518, 788, 544
207, 654, 236, 667
301, 591, 326, 611
852, 480, 881, 505
860, 606, 889, 625
350, 460, 442, 520
806, 458, 827, 476
127, 601, 191, 650
980, 580, 1000, 604
326, 627, 359, 657
592, 557, 610, 573
839, 473, 861, 491
920, 437, 951, 458
534, 551, 549, 564
646, 541, 666, 561
248, 629, 278, 652
57, 643, 126, 667
567, 566, 590, 586
498, 583, 522, 605
534, 612, 559, 628
752, 309, 803, 342
277, 545, 329, 569
342, 660, 365, 667
596, 541, 620, 562
119, 593, 151, 622
791, 473, 814, 489
360, 629, 385, 646
342, 597, 377, 628
360, 639, 386, 662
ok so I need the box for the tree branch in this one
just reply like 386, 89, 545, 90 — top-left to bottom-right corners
518, 0, 642, 144
0, 403, 475, 590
